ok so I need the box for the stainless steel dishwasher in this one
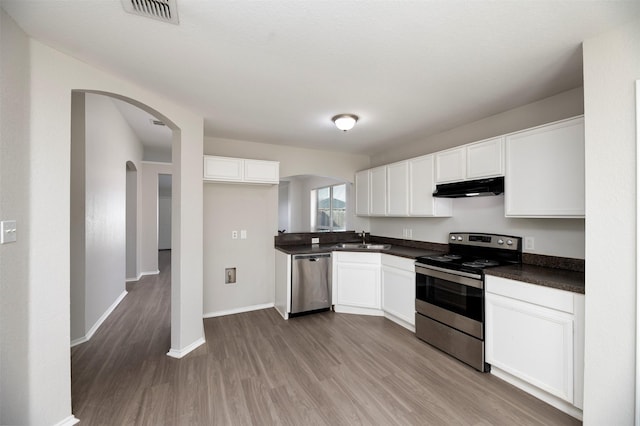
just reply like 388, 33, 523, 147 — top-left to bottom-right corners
291, 253, 332, 316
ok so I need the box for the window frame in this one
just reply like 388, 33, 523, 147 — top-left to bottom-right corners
312, 183, 347, 232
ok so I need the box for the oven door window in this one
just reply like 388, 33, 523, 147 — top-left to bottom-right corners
416, 273, 482, 322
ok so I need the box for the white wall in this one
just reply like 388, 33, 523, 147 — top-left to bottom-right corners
582, 17, 640, 424
278, 180, 290, 232
141, 162, 172, 274
203, 183, 278, 316
0, 9, 31, 424
203, 137, 370, 314
205, 137, 370, 182
370, 87, 585, 166
0, 29, 204, 424
74, 93, 143, 341
368, 88, 586, 259
371, 197, 585, 258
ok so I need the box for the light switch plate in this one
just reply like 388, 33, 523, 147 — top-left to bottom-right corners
240, 230, 247, 239
1, 220, 17, 244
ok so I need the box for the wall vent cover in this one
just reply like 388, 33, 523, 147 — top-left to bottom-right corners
150, 119, 166, 126
121, 0, 179, 25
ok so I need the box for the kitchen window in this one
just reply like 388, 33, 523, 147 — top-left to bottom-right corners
312, 183, 346, 232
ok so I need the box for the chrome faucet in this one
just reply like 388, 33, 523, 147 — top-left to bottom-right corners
361, 230, 366, 244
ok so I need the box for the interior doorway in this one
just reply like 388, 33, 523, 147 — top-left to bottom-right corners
158, 174, 172, 252
126, 161, 138, 280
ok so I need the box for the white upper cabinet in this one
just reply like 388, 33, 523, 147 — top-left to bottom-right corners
436, 137, 504, 184
244, 159, 280, 183
466, 137, 505, 179
355, 155, 452, 218
355, 169, 370, 216
386, 161, 409, 216
409, 154, 452, 217
505, 116, 584, 218
203, 155, 243, 181
203, 155, 279, 184
435, 147, 466, 183
369, 166, 387, 216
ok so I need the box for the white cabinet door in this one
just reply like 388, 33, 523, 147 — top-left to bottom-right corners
381, 255, 415, 328
369, 166, 387, 216
203, 156, 243, 181
386, 161, 409, 216
333, 252, 381, 310
244, 159, 279, 183
204, 155, 279, 184
485, 275, 584, 414
408, 154, 452, 217
355, 170, 370, 216
336, 263, 381, 309
466, 137, 504, 179
435, 148, 466, 183
486, 291, 574, 403
505, 116, 584, 218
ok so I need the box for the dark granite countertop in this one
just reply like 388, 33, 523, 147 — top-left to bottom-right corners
275, 243, 442, 260
274, 232, 585, 294
485, 264, 585, 294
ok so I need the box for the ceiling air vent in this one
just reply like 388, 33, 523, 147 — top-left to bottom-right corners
121, 0, 179, 25
150, 119, 166, 126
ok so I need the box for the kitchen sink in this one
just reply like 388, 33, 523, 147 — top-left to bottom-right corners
333, 243, 391, 250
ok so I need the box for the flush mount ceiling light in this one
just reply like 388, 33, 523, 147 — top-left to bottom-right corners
332, 114, 359, 132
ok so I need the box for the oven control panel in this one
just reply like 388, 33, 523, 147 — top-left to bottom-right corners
449, 233, 521, 251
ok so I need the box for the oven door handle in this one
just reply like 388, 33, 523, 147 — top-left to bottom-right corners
415, 264, 483, 289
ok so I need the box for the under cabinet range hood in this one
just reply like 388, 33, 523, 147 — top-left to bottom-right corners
433, 176, 504, 198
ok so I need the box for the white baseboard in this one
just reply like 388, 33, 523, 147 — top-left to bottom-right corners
491, 366, 583, 420
203, 302, 275, 319
126, 273, 143, 282
334, 305, 384, 317
167, 336, 206, 359
70, 290, 128, 348
53, 414, 80, 426
140, 269, 159, 277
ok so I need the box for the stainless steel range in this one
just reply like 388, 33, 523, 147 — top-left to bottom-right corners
415, 232, 522, 372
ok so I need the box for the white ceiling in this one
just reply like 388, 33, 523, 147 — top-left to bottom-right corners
3, 1, 639, 155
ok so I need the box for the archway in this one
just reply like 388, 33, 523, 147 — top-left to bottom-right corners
70, 90, 183, 352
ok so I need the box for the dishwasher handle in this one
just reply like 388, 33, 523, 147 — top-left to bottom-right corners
293, 253, 331, 261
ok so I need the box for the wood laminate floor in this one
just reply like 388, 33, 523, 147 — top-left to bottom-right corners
71, 251, 581, 425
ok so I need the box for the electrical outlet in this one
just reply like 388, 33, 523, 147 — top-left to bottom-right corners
311, 237, 320, 244
232, 230, 238, 239
407, 229, 413, 238
525, 237, 535, 250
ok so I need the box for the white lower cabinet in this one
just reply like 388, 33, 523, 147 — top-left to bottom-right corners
485, 275, 584, 419
333, 252, 415, 332
381, 254, 415, 330
333, 252, 382, 315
